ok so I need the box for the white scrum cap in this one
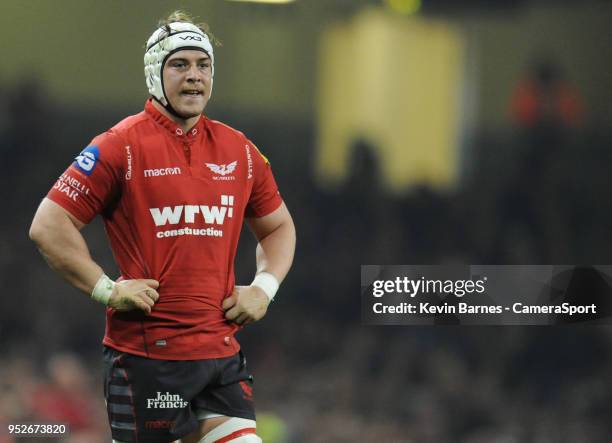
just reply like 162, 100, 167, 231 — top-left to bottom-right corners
144, 22, 215, 105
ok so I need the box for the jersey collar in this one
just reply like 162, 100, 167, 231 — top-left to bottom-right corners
144, 99, 206, 139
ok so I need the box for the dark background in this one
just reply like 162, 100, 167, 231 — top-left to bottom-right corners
1, 0, 611, 442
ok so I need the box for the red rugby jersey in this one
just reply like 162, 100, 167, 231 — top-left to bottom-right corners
47, 100, 283, 360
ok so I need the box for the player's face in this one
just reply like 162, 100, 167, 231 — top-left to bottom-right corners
163, 50, 212, 119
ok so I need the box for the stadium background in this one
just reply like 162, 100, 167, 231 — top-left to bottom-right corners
1, 0, 612, 441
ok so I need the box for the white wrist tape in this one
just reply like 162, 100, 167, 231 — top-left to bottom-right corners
251, 272, 279, 302
91, 274, 115, 305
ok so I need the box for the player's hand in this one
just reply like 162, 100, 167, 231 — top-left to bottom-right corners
222, 285, 270, 326
108, 279, 160, 314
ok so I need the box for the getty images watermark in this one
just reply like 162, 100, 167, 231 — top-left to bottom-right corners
361, 266, 612, 325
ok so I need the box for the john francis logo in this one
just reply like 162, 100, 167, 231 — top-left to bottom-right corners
146, 392, 188, 409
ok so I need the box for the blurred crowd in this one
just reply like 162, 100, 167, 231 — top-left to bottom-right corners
1, 61, 612, 442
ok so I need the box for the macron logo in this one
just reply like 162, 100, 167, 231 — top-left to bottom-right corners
144, 167, 182, 178
149, 195, 235, 226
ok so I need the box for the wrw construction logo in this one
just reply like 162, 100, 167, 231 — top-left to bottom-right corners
150, 195, 234, 239
146, 392, 188, 409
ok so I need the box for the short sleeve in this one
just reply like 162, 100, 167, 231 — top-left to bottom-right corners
245, 141, 283, 218
46, 131, 125, 224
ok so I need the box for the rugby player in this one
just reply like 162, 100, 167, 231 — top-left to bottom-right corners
29, 10, 295, 443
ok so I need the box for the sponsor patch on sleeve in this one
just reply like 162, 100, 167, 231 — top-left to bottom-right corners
73, 145, 100, 176
252, 144, 270, 165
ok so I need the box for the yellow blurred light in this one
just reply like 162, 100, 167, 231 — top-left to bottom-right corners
385, 0, 422, 15
226, 0, 295, 3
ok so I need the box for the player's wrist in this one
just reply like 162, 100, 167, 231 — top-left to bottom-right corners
251, 272, 279, 302
91, 274, 115, 306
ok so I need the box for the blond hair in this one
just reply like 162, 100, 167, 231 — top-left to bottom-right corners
155, 10, 221, 46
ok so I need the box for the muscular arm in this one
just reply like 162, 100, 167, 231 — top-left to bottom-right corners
30, 198, 103, 293
248, 202, 296, 284
29, 198, 159, 313
223, 202, 296, 325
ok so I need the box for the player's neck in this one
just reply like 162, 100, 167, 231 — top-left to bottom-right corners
152, 99, 200, 133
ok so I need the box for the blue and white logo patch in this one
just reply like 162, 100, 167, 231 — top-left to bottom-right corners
73, 145, 99, 176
